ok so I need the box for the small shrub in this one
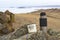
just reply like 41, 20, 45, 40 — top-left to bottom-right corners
47, 29, 57, 36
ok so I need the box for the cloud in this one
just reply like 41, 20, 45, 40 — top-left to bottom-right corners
0, 0, 60, 7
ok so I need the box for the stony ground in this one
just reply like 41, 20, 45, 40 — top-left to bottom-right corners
0, 27, 60, 40
13, 29, 60, 40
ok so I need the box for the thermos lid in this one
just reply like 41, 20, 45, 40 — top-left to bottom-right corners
40, 12, 46, 16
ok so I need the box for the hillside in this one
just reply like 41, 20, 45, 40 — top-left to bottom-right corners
0, 9, 60, 40
14, 9, 60, 31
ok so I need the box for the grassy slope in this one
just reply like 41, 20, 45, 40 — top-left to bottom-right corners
14, 9, 60, 31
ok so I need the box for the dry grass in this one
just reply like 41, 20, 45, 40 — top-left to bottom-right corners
14, 9, 60, 31
10, 9, 60, 40
0, 9, 60, 40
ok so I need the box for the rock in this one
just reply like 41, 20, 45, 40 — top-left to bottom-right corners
10, 25, 28, 39
27, 31, 47, 40
13, 34, 32, 40
0, 10, 15, 35
0, 23, 4, 30
0, 34, 12, 40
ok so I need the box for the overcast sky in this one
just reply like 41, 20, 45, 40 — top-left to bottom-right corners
0, 0, 60, 7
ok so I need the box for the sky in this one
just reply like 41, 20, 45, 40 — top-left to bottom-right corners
0, 0, 60, 8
